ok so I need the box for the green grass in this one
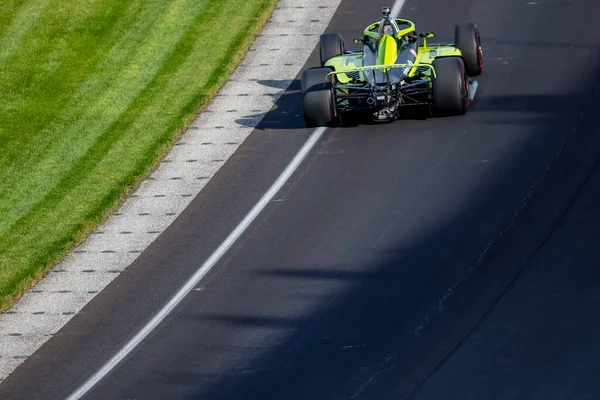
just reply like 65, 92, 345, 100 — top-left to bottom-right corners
0, 0, 277, 310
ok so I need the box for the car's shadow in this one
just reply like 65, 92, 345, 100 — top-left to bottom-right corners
235, 79, 305, 130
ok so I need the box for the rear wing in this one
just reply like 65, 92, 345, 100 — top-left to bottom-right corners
326, 63, 436, 80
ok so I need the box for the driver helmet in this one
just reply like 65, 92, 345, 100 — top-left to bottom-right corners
379, 18, 397, 38
383, 23, 394, 35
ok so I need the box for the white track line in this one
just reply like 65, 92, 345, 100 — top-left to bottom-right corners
66, 127, 327, 400
391, 0, 406, 18
67, 0, 407, 398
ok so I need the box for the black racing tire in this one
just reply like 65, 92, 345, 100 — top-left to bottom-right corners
432, 57, 469, 116
454, 23, 482, 76
319, 33, 344, 66
301, 68, 336, 127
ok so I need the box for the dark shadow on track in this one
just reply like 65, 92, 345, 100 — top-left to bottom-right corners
236, 79, 305, 130
5, 1, 600, 399
163, 59, 600, 399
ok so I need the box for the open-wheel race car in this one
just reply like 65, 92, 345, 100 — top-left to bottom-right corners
301, 6, 483, 126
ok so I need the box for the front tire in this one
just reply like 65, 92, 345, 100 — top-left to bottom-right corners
455, 23, 482, 76
301, 68, 336, 127
432, 57, 469, 116
319, 33, 344, 66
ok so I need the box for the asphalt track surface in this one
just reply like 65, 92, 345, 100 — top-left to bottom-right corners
3, 0, 600, 398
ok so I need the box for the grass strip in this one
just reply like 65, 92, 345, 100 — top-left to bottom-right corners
0, 0, 277, 310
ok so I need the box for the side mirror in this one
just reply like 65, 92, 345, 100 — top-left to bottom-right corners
419, 31, 435, 38
353, 38, 364, 44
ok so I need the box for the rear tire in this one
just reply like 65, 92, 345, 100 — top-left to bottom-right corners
320, 33, 344, 66
455, 23, 482, 76
432, 57, 468, 116
301, 68, 336, 127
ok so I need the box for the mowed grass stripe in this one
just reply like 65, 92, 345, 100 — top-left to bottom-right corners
0, 0, 145, 230
0, 0, 277, 310
0, 0, 53, 68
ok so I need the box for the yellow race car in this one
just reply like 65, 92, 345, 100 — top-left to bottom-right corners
301, 6, 483, 126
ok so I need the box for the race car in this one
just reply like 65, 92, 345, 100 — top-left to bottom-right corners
301, 6, 483, 126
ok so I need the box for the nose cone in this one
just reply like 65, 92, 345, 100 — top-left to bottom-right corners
377, 34, 398, 69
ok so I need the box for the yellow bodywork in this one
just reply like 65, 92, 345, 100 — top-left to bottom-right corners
327, 63, 436, 81
377, 35, 398, 71
323, 17, 464, 84
418, 46, 462, 62
324, 54, 363, 84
